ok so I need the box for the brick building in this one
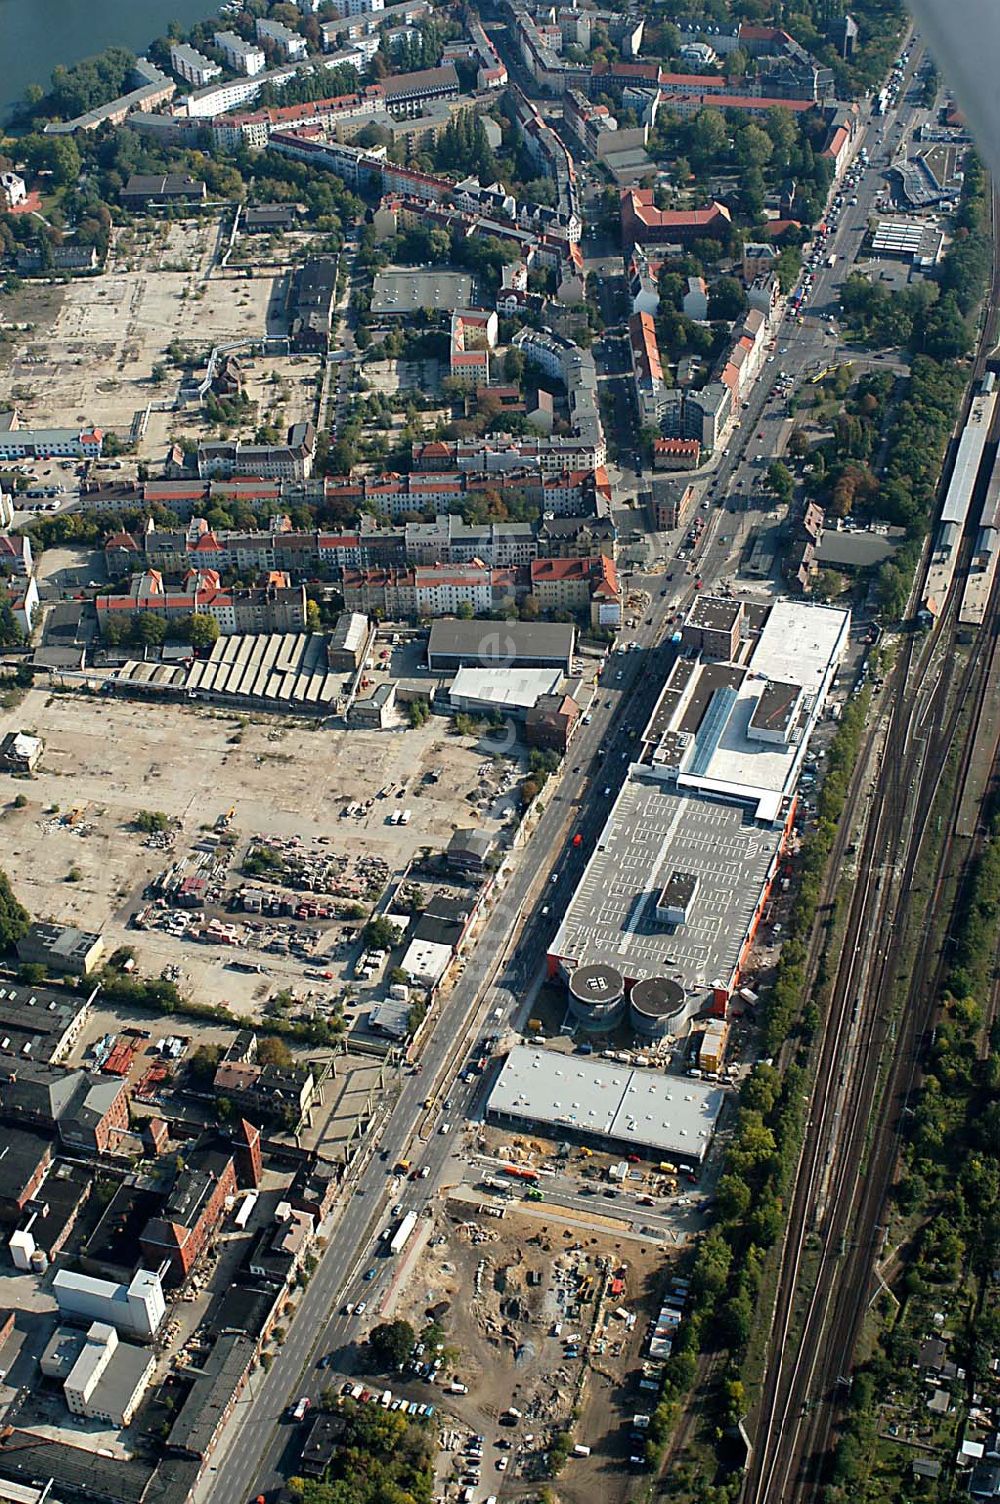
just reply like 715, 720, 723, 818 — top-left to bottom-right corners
140, 1156, 237, 1283
0, 1063, 128, 1154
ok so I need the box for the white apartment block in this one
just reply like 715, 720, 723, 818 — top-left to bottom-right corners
214, 31, 267, 76
255, 17, 309, 60
170, 43, 223, 88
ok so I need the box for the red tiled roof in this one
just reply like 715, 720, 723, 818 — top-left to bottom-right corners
592, 555, 619, 599
659, 71, 728, 88
764, 219, 802, 238
592, 59, 661, 81
622, 189, 732, 233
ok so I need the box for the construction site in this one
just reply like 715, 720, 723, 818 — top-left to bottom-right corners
383, 1184, 675, 1504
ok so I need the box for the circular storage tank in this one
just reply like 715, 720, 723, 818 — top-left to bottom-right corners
629, 976, 687, 1039
30, 1249, 48, 1273
568, 963, 626, 1032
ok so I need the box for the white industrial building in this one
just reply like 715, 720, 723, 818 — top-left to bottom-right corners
53, 1268, 167, 1340
646, 599, 851, 823
400, 937, 453, 988
449, 666, 564, 718
487, 1045, 725, 1162
548, 597, 850, 1031
41, 1322, 154, 1427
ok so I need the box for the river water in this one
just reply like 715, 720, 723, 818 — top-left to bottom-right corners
0, 0, 221, 120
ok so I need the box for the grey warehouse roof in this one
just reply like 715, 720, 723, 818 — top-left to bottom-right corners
371, 268, 474, 316
427, 618, 575, 666
487, 1045, 725, 1160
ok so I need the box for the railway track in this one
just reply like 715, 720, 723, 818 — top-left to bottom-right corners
743, 189, 1000, 1503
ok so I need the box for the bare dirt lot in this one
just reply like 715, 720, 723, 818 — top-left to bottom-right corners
0, 220, 320, 456
0, 687, 519, 1011
0, 282, 66, 375
395, 1199, 675, 1504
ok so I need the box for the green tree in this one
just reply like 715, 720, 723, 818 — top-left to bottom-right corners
256, 1035, 294, 1069
362, 915, 403, 951
134, 810, 169, 833
189, 1044, 222, 1083
0, 870, 30, 955
766, 461, 794, 503
707, 277, 748, 322
130, 613, 167, 647
187, 613, 220, 649
736, 122, 774, 170
100, 614, 129, 647
504, 347, 526, 384
367, 1319, 416, 1370
688, 107, 727, 168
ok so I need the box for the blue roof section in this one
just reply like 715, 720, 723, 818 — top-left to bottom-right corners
690, 685, 738, 776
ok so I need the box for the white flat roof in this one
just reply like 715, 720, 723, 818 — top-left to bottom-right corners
401, 937, 452, 984
450, 665, 562, 711
488, 1045, 725, 1161
747, 599, 851, 694
648, 601, 850, 821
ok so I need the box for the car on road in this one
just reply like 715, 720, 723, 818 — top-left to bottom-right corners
363, 1267, 377, 1281
355, 1301, 367, 1316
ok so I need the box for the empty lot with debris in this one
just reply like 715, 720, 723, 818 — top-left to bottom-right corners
391, 1193, 672, 1504
0, 687, 521, 1010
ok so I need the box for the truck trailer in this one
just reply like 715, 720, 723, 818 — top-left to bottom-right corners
390, 1210, 418, 1255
